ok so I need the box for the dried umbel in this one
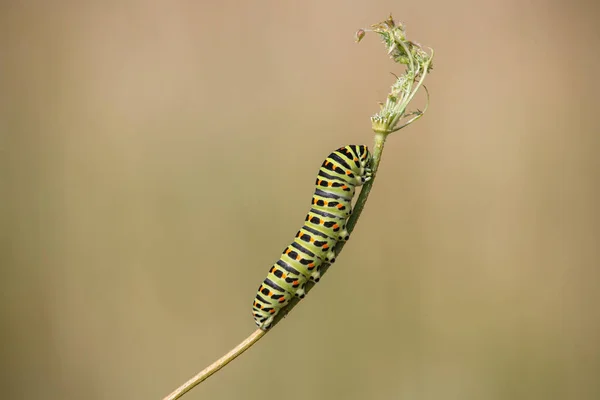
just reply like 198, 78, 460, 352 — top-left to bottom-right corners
357, 14, 434, 134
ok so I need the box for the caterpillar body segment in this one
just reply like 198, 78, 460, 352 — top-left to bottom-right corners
252, 145, 372, 330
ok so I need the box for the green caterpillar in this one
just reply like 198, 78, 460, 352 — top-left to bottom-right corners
252, 145, 373, 330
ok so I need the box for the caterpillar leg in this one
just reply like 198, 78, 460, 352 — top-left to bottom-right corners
258, 314, 275, 330
295, 282, 307, 298
324, 249, 336, 264
253, 304, 277, 330
310, 250, 335, 282
310, 268, 322, 282
362, 167, 373, 183
339, 228, 350, 242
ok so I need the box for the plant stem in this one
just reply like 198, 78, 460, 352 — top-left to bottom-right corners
162, 133, 390, 400
161, 15, 432, 399
162, 329, 265, 400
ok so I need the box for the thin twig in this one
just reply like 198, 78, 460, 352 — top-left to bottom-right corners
162, 329, 265, 400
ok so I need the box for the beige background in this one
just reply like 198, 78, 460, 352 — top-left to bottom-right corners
2, 1, 599, 399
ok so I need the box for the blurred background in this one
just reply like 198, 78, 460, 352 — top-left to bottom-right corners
2, 1, 599, 399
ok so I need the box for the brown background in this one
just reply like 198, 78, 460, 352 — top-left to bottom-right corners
2, 1, 599, 399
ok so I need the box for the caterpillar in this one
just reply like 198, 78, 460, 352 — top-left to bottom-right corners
252, 145, 373, 330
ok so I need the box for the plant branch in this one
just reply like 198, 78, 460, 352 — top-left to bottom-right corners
161, 14, 433, 400
162, 329, 265, 400
162, 133, 388, 400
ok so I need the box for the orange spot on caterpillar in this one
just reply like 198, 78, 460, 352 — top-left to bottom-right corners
333, 224, 339, 229
342, 185, 348, 190
346, 170, 352, 175
270, 309, 277, 313
337, 204, 344, 209
323, 244, 329, 249
278, 298, 285, 304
